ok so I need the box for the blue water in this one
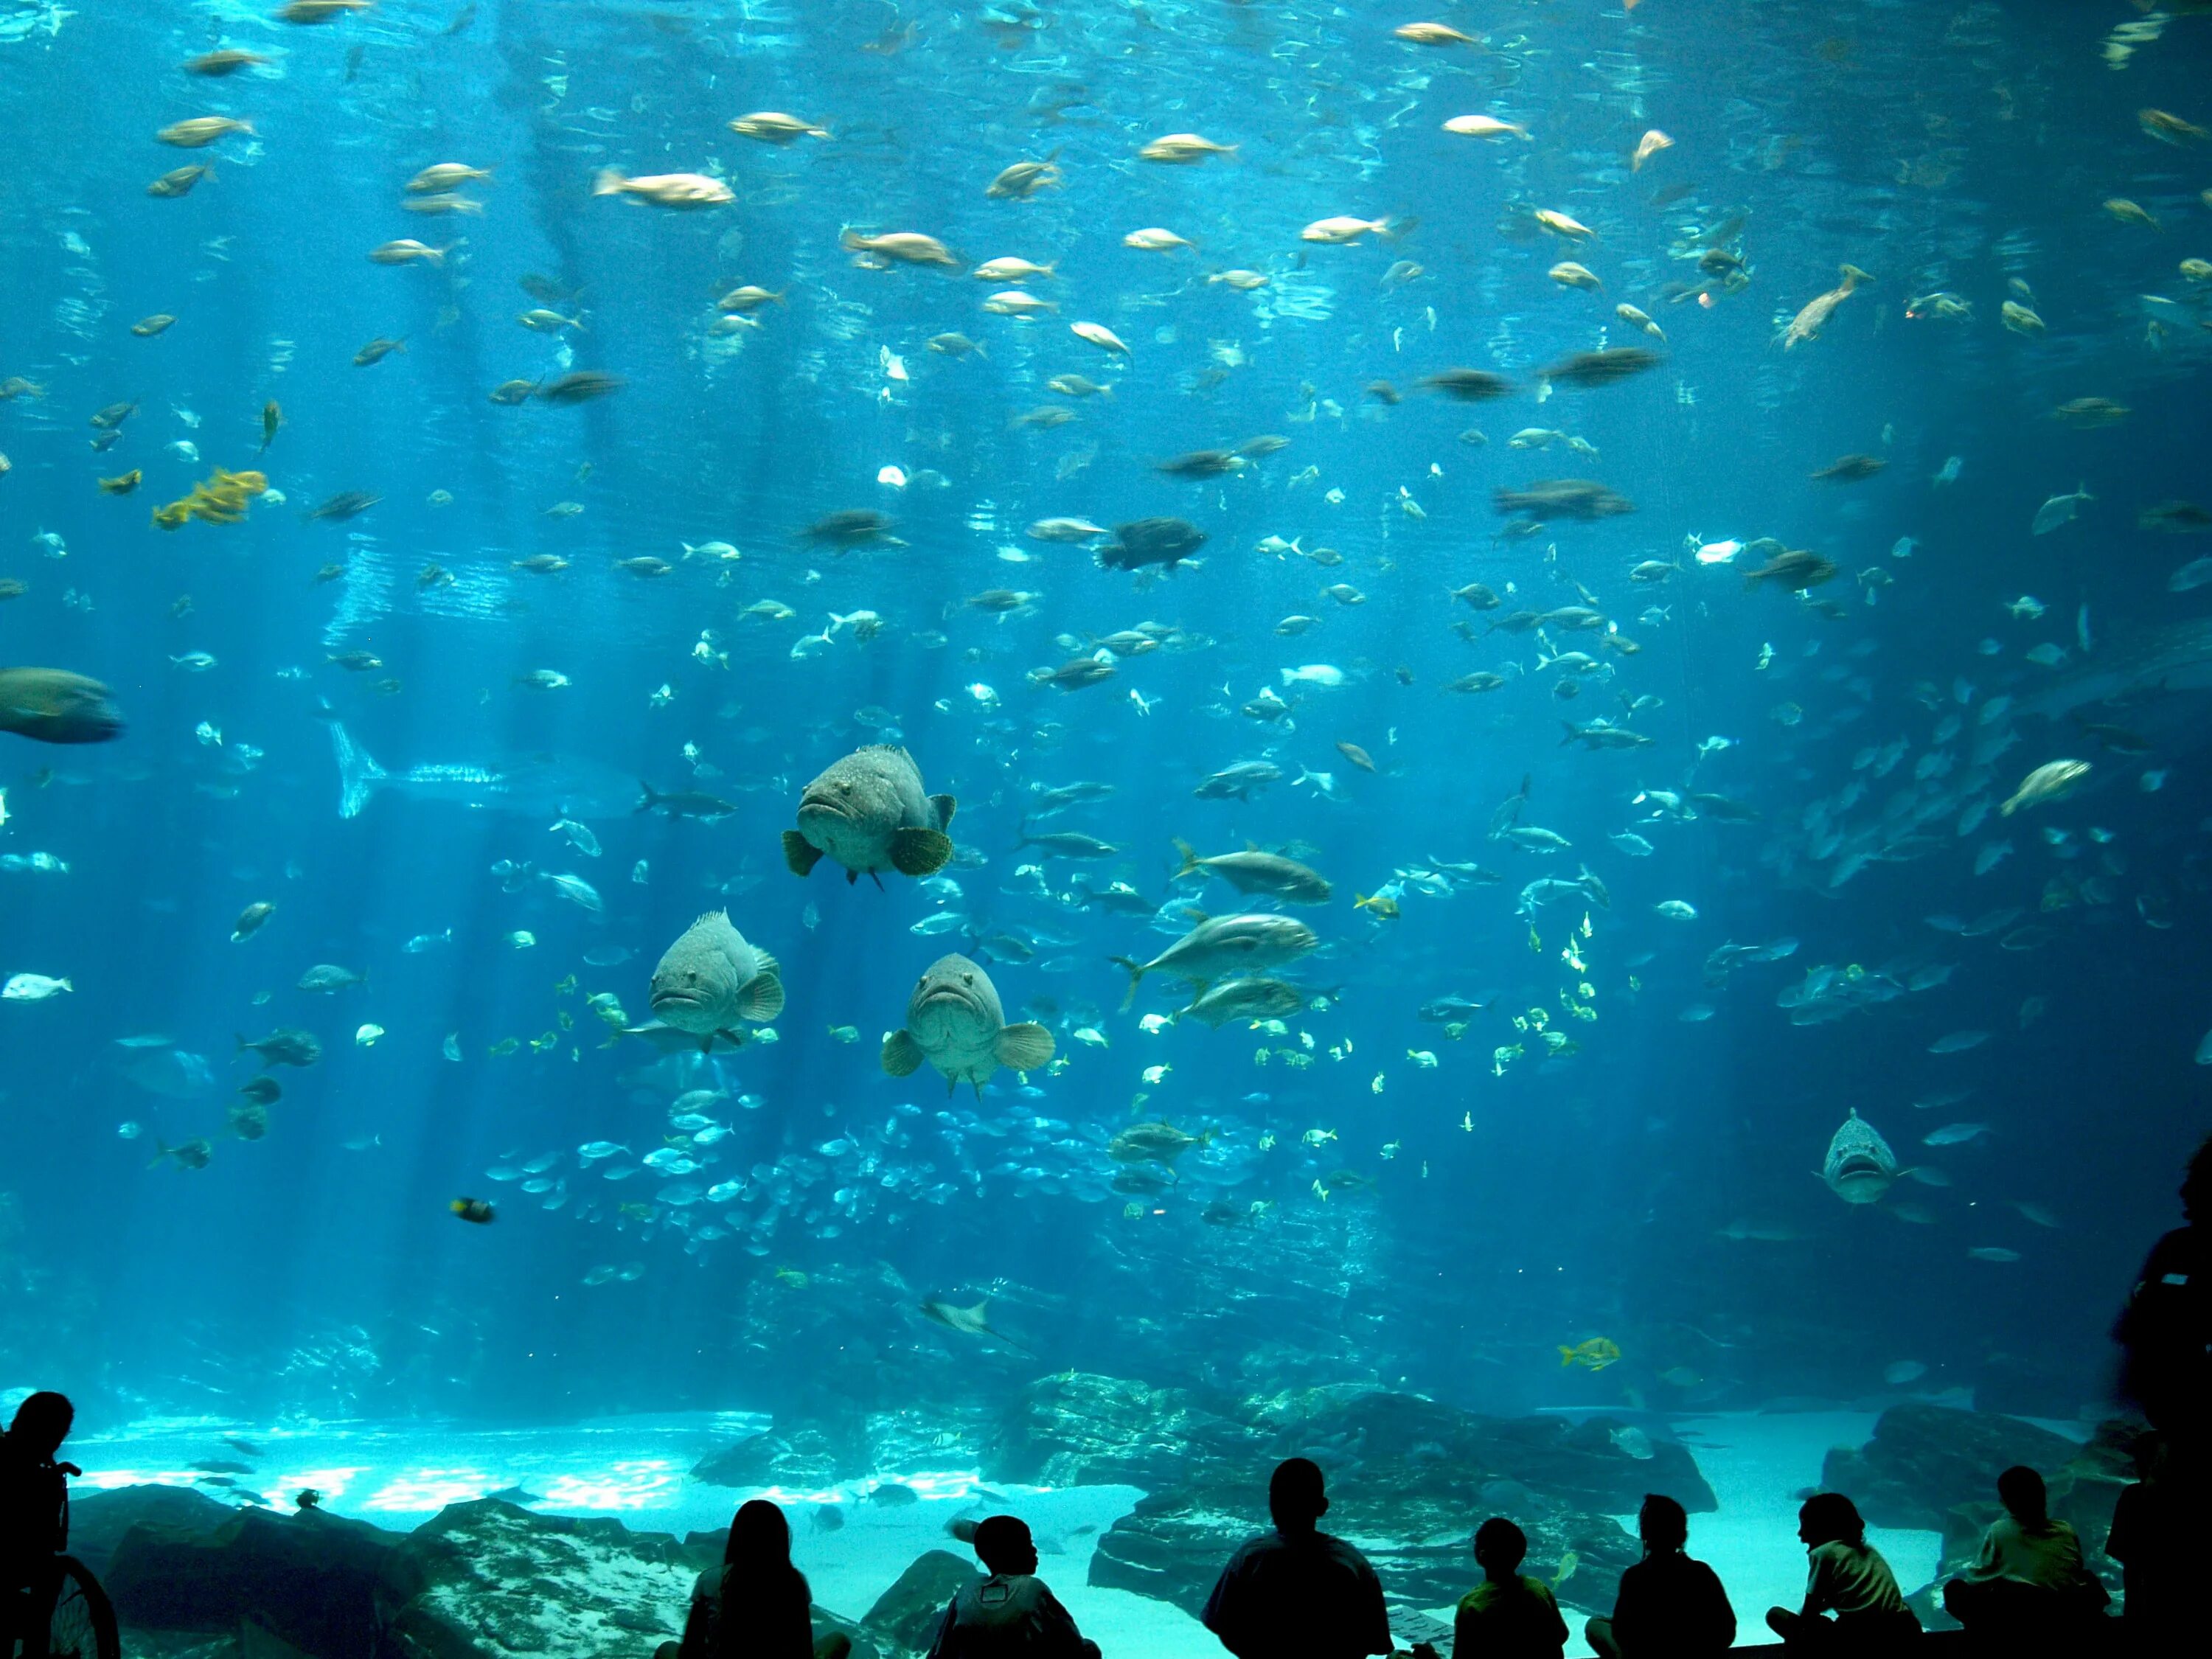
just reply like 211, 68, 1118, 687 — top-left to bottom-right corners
2, 0, 2207, 1483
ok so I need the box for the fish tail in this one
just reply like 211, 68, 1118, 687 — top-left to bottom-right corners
329, 722, 385, 818
1109, 955, 1144, 1010
1172, 838, 1202, 879
592, 169, 628, 197
635, 781, 658, 813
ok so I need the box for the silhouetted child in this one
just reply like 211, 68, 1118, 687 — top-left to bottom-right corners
0, 1391, 78, 1624
1586, 1495, 1736, 1659
678, 1497, 815, 1659
1453, 1517, 1569, 1659
927, 1514, 1098, 1659
1764, 1493, 1919, 1652
1941, 1465, 2106, 1639
1201, 1458, 1394, 1659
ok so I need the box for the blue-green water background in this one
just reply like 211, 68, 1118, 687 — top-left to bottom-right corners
3, 0, 2209, 1433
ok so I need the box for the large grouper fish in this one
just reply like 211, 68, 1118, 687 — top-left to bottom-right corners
782, 745, 956, 885
881, 953, 1055, 1094
1820, 1108, 1910, 1204
647, 911, 785, 1051
0, 667, 125, 744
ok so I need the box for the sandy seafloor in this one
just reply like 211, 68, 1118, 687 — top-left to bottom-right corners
72, 1407, 2083, 1653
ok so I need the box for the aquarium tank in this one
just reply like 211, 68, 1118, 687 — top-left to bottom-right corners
1, 1, 2205, 1654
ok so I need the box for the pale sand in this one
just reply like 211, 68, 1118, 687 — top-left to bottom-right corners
69, 1407, 1991, 1654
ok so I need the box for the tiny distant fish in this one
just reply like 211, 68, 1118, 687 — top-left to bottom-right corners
1927, 1029, 1988, 1054
1922, 1122, 1991, 1147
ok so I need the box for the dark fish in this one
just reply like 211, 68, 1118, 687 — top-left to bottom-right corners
1543, 347, 1662, 386
1097, 517, 1205, 572
535, 371, 625, 404
1417, 368, 1513, 401
0, 669, 125, 744
804, 509, 900, 548
306, 491, 380, 522
1494, 480, 1635, 520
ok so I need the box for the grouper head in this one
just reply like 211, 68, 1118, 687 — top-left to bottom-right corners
908, 953, 1003, 1046
1821, 1108, 1900, 1203
649, 914, 745, 1034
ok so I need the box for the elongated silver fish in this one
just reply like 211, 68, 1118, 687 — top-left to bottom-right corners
1112, 914, 1318, 1009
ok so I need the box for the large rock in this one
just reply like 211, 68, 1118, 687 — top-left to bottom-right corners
1819, 1405, 2108, 1531
987, 1373, 1248, 1488
1088, 1481, 1636, 1620
102, 1498, 399, 1659
68, 1484, 241, 1581
860, 1550, 979, 1656
372, 1498, 703, 1659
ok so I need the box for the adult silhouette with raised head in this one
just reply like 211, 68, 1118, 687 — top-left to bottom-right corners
925, 1513, 1098, 1659
1764, 1493, 1919, 1653
2106, 1429, 2198, 1650
1940, 1465, 2106, 1644
1200, 1458, 1393, 1659
1586, 1495, 1736, 1659
1453, 1517, 1569, 1659
2113, 1131, 2210, 1460
677, 1497, 816, 1659
1, 1392, 81, 1658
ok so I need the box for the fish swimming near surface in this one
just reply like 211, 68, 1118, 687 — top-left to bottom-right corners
1820, 1108, 1908, 1204
880, 953, 1055, 1094
920, 1295, 1035, 1356
782, 745, 956, 885
0, 669, 125, 744
647, 911, 785, 1051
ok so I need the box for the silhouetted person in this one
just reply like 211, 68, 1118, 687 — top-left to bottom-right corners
2114, 1132, 2211, 1462
1764, 1494, 1919, 1653
1941, 1466, 2106, 1643
1586, 1495, 1736, 1659
1200, 1458, 1392, 1659
926, 1514, 1098, 1659
678, 1498, 815, 1659
1, 1392, 79, 1659
2107, 1429, 2199, 1648
1453, 1517, 1568, 1659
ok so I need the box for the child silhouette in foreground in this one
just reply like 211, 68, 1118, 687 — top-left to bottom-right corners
1586, 1495, 1736, 1659
1453, 1517, 1569, 1659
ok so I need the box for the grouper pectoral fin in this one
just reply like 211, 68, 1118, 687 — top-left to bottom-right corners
781, 831, 822, 877
737, 971, 785, 1023
881, 1028, 924, 1077
889, 825, 953, 877
995, 1022, 1055, 1071
929, 793, 957, 832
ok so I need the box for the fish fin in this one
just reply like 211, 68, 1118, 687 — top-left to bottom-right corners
930, 793, 958, 832
996, 1022, 1056, 1071
1109, 955, 1144, 1012
635, 782, 658, 813
1559, 1346, 1575, 1366
737, 971, 785, 1023
881, 1029, 925, 1077
330, 723, 386, 819
1181, 907, 1210, 925
1172, 838, 1201, 880
889, 826, 953, 877
781, 831, 822, 876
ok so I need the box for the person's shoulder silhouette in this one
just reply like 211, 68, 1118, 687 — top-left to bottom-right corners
1200, 1459, 1391, 1659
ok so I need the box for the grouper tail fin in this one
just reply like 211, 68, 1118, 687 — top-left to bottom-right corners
330, 723, 386, 819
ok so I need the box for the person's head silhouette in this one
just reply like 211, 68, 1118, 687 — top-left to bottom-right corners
1638, 1493, 1688, 1554
973, 1514, 1039, 1576
1797, 1492, 1866, 1549
7, 1391, 73, 1459
726, 1497, 792, 1570
2183, 1132, 2211, 1223
1996, 1466, 2048, 1526
1474, 1517, 1528, 1576
1268, 1457, 1328, 1532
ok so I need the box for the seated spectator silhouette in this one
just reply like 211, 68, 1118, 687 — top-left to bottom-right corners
1200, 1458, 1393, 1659
1, 1392, 80, 1658
1453, 1517, 1568, 1659
2113, 1132, 2208, 1455
926, 1513, 1098, 1659
2107, 1429, 2197, 1649
1586, 1495, 1736, 1659
1764, 1493, 1920, 1652
677, 1497, 815, 1659
1941, 1465, 2107, 1642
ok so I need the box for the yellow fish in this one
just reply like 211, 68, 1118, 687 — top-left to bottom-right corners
1558, 1337, 1622, 1371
